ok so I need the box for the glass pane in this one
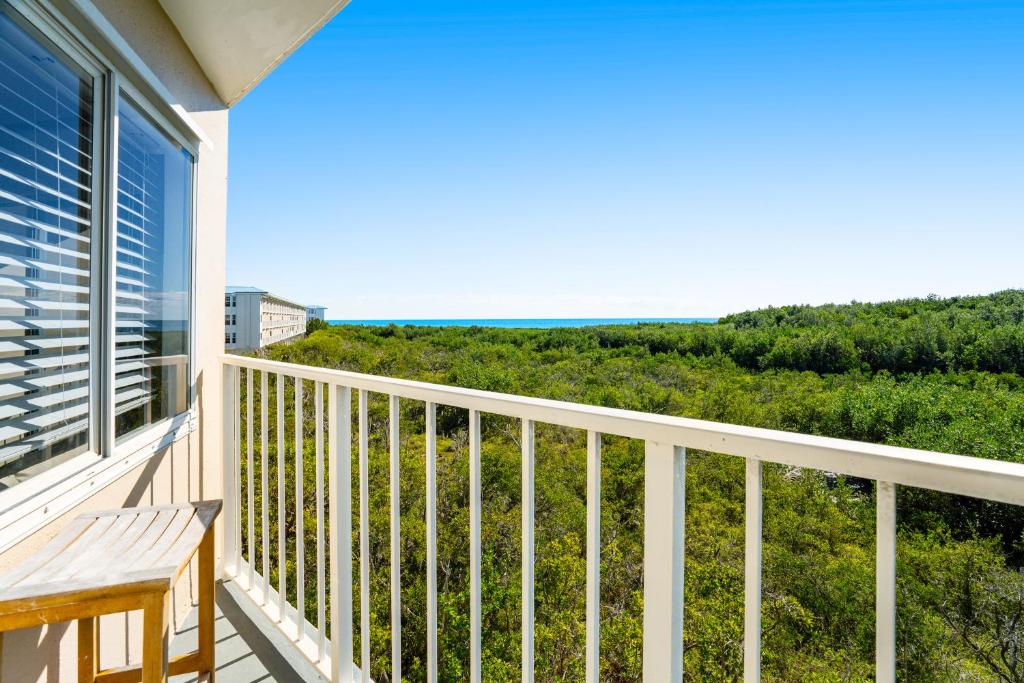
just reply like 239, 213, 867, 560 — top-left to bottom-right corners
0, 6, 93, 489
114, 97, 191, 441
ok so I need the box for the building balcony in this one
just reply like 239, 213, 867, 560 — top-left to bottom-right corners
212, 354, 1024, 682
3, 351, 1024, 681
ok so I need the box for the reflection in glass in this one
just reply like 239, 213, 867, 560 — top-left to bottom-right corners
0, 6, 93, 488
114, 97, 191, 440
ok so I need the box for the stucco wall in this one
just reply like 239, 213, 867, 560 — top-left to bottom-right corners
0, 0, 228, 680
236, 291, 263, 350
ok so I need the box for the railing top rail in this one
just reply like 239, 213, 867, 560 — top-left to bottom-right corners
221, 354, 1024, 506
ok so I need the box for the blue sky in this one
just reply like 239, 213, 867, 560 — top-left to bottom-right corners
227, 0, 1024, 319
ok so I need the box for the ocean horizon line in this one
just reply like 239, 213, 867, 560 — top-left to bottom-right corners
327, 317, 719, 329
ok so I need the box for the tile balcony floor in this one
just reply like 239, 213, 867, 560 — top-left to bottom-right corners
170, 580, 322, 683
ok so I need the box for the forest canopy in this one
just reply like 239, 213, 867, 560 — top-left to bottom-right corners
247, 290, 1024, 681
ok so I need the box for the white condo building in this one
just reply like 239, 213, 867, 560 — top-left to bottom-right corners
225, 286, 306, 350
306, 305, 327, 322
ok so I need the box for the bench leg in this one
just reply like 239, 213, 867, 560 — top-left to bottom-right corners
198, 527, 215, 680
78, 617, 98, 683
142, 591, 169, 683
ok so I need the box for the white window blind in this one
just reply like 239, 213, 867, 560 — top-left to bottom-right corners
0, 8, 93, 485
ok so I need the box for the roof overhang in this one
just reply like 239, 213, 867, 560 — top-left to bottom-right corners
157, 0, 351, 106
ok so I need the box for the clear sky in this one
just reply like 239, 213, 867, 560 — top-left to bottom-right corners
226, 0, 1024, 319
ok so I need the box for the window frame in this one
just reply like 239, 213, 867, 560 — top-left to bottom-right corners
110, 85, 198, 444
0, 0, 201, 552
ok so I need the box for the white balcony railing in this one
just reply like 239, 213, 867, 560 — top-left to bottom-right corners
220, 354, 1024, 682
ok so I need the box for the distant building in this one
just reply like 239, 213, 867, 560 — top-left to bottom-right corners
306, 305, 327, 323
225, 286, 307, 350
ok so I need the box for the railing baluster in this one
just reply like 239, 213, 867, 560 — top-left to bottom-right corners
234, 367, 242, 572
277, 373, 286, 620
521, 419, 535, 683
247, 368, 254, 590
390, 395, 402, 682
744, 458, 763, 682
876, 481, 896, 683
316, 381, 326, 660
643, 442, 685, 682
470, 409, 482, 683
426, 402, 438, 683
329, 385, 354, 683
222, 365, 238, 576
585, 431, 601, 683
262, 370, 270, 604
359, 390, 371, 682
295, 378, 305, 641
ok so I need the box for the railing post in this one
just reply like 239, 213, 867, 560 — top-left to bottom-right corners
876, 481, 896, 682
426, 402, 438, 683
358, 390, 371, 682
277, 374, 286, 620
221, 363, 237, 577
329, 385, 354, 682
295, 378, 305, 641
521, 419, 535, 683
233, 368, 241, 573
469, 409, 482, 683
261, 371, 269, 604
744, 458, 763, 682
389, 395, 402, 682
585, 431, 601, 683
643, 442, 685, 682
247, 369, 255, 589
316, 382, 326, 660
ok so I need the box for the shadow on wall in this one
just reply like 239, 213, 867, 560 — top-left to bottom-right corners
120, 454, 164, 508
0, 620, 69, 683
196, 370, 205, 502
0, 427, 205, 681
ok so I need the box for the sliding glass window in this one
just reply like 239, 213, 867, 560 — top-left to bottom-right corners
114, 98, 192, 441
0, 1, 195, 490
0, 7, 95, 488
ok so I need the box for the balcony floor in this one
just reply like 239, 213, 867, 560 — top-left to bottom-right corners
170, 580, 322, 683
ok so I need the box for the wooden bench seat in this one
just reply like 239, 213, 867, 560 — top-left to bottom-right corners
0, 501, 221, 683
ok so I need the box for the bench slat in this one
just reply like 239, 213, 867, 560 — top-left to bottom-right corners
124, 508, 196, 573
28, 515, 121, 585
0, 502, 223, 613
0, 516, 92, 589
75, 511, 161, 582
43, 513, 136, 583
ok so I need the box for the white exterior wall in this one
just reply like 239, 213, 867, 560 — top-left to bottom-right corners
259, 295, 306, 346
226, 291, 305, 350
0, 0, 229, 680
236, 291, 263, 349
